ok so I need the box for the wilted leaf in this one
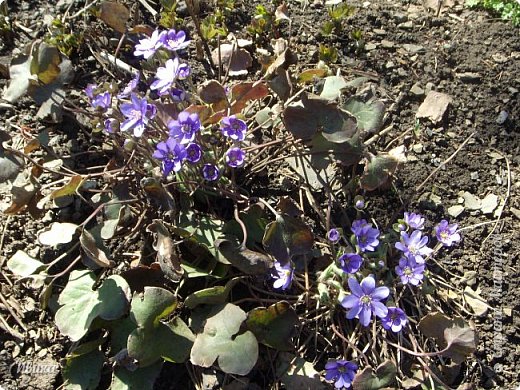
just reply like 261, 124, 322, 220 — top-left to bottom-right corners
276, 353, 324, 390
343, 98, 385, 134
359, 147, 405, 191
80, 228, 115, 268
3, 174, 40, 215
50, 175, 83, 199
352, 360, 396, 390
286, 152, 336, 191
215, 237, 272, 275
55, 270, 131, 341
463, 286, 489, 317
211, 44, 252, 77
7, 250, 45, 277
262, 213, 314, 264
266, 48, 298, 77
147, 220, 183, 282
198, 80, 227, 104
99, 1, 130, 33
2, 51, 33, 103
297, 69, 328, 84
275, 3, 291, 22
38, 222, 78, 246
246, 301, 298, 351
418, 312, 478, 364
190, 303, 258, 375
268, 67, 292, 101
141, 177, 175, 210
184, 277, 243, 309
283, 93, 356, 141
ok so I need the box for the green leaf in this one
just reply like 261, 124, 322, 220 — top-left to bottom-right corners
127, 287, 194, 367
55, 270, 131, 341
222, 203, 268, 247
111, 360, 163, 390
262, 214, 314, 264
320, 76, 348, 100
7, 250, 45, 277
80, 227, 115, 268
352, 360, 396, 390
38, 222, 78, 246
184, 277, 243, 309
310, 132, 364, 167
62, 348, 104, 390
343, 98, 385, 134
190, 303, 258, 375
297, 69, 328, 84
246, 301, 298, 351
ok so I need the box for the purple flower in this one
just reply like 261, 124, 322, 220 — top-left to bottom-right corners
153, 137, 187, 176
327, 228, 341, 243
104, 118, 118, 133
120, 94, 155, 137
435, 220, 461, 247
170, 88, 186, 101
338, 253, 363, 274
325, 360, 358, 389
118, 73, 140, 98
150, 58, 190, 96
220, 115, 247, 141
134, 29, 165, 59
225, 147, 246, 168
161, 29, 190, 51
404, 212, 425, 230
202, 163, 219, 181
351, 219, 369, 236
381, 307, 408, 333
185, 143, 202, 163
355, 198, 365, 210
91, 92, 112, 110
272, 261, 293, 290
395, 230, 433, 262
341, 275, 389, 327
395, 255, 425, 286
168, 111, 201, 144
355, 225, 380, 252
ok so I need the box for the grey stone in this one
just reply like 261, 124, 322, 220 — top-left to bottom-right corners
470, 171, 479, 180
480, 193, 498, 214
448, 204, 464, 218
365, 43, 377, 51
410, 83, 425, 96
462, 191, 481, 211
381, 39, 394, 48
398, 21, 414, 30
412, 143, 423, 153
456, 72, 481, 82
394, 12, 408, 23
511, 207, 520, 220
496, 110, 508, 124
403, 44, 426, 54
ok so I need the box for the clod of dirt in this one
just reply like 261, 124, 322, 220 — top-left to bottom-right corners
416, 91, 452, 124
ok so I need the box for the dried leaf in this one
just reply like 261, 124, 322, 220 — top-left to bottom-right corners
198, 80, 227, 104
99, 1, 130, 33
215, 237, 273, 275
50, 175, 84, 199
211, 44, 252, 77
80, 228, 115, 268
147, 220, 183, 282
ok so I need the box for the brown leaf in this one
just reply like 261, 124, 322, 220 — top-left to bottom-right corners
147, 220, 183, 282
99, 1, 130, 33
211, 44, 252, 76
50, 175, 84, 199
80, 228, 115, 268
198, 80, 227, 104
266, 48, 298, 78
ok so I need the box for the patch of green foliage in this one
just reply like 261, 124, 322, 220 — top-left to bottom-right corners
322, 2, 356, 36
46, 18, 83, 57
159, 0, 182, 28
466, 0, 520, 25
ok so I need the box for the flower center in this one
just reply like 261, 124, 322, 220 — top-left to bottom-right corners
181, 123, 191, 133
360, 295, 371, 305
404, 267, 413, 276
337, 366, 346, 374
440, 231, 449, 240
408, 245, 416, 254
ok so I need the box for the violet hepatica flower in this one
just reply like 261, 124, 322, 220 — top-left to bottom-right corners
355, 224, 380, 252
350, 219, 369, 236
134, 29, 165, 59
225, 147, 246, 168
395, 230, 433, 262
153, 138, 187, 176
85, 85, 111, 110
341, 275, 389, 327
327, 228, 341, 243
185, 143, 202, 163
338, 253, 363, 274
395, 255, 425, 286
150, 58, 190, 96
435, 220, 461, 247
104, 118, 118, 133
168, 111, 201, 144
120, 94, 155, 137
161, 29, 190, 51
117, 73, 140, 98
202, 163, 219, 181
325, 360, 358, 389
381, 307, 408, 333
404, 212, 425, 230
220, 115, 247, 141
272, 261, 293, 290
